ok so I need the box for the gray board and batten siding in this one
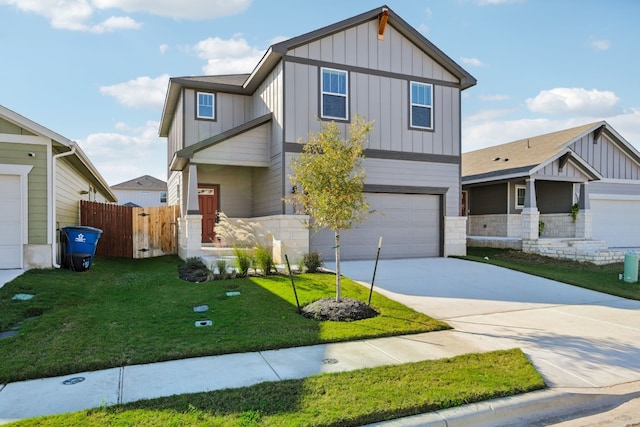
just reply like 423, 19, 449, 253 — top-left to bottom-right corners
277, 12, 471, 258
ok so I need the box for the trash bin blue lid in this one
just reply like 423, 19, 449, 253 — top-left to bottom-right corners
61, 226, 103, 234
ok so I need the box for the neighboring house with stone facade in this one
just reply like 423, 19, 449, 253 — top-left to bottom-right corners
462, 121, 640, 264
0, 105, 116, 269
159, 6, 476, 262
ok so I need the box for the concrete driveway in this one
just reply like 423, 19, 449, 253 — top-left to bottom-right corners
331, 257, 640, 390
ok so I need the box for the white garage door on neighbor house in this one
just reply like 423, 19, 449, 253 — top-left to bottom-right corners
0, 174, 23, 269
310, 193, 442, 260
591, 195, 640, 248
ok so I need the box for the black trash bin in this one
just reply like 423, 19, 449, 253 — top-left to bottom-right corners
61, 226, 103, 271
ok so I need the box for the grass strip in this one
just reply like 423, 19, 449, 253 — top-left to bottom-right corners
0, 256, 448, 383
463, 247, 640, 300
9, 349, 545, 427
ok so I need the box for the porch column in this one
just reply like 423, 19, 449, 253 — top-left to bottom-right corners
186, 164, 200, 215
521, 178, 540, 240
575, 182, 592, 238
178, 163, 203, 259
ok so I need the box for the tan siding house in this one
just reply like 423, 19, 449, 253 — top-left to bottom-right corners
160, 6, 476, 262
0, 105, 116, 269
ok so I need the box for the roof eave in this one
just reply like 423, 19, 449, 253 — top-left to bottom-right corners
462, 165, 535, 185
265, 5, 476, 90
68, 142, 118, 202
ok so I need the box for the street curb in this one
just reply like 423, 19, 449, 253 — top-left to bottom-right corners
365, 388, 631, 427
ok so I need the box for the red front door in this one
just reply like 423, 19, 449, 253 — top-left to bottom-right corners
198, 185, 219, 243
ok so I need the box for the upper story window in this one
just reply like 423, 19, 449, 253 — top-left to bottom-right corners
410, 82, 433, 130
321, 68, 348, 120
196, 92, 215, 120
515, 185, 526, 209
160, 191, 167, 203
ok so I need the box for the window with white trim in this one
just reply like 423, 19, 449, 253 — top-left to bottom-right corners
321, 68, 348, 120
410, 81, 433, 130
196, 92, 215, 119
515, 185, 526, 209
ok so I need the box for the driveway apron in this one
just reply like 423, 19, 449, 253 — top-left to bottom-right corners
331, 257, 640, 389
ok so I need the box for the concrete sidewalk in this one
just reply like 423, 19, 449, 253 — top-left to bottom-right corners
0, 330, 505, 423
2, 258, 640, 425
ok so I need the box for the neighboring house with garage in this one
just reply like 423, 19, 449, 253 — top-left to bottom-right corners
111, 175, 168, 207
159, 5, 476, 262
0, 105, 116, 270
462, 121, 640, 263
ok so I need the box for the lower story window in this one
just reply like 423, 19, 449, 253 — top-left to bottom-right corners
515, 185, 525, 209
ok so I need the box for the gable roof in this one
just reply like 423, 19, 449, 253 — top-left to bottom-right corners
160, 5, 476, 137
169, 113, 272, 171
0, 105, 116, 202
111, 175, 167, 191
462, 122, 608, 184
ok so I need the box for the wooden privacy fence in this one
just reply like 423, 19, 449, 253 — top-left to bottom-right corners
80, 201, 180, 258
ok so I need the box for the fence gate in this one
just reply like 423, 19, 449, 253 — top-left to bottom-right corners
80, 201, 179, 258
132, 205, 180, 258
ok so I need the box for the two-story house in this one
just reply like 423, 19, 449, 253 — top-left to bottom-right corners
111, 175, 168, 207
159, 5, 476, 262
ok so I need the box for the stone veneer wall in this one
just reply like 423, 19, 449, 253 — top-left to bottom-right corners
468, 214, 522, 238
444, 216, 467, 256
468, 214, 508, 236
250, 214, 310, 264
539, 213, 575, 238
177, 214, 203, 260
522, 239, 636, 265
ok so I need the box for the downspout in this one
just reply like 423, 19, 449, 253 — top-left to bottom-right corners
51, 144, 77, 268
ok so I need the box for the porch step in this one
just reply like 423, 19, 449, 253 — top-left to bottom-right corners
524, 239, 632, 265
534, 239, 609, 251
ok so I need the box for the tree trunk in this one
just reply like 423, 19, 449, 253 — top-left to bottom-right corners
335, 230, 341, 302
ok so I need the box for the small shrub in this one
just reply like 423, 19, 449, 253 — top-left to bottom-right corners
184, 257, 207, 270
254, 246, 274, 275
234, 246, 253, 277
303, 252, 323, 273
178, 257, 210, 282
215, 259, 229, 279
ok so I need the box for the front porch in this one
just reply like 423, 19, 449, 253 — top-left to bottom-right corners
177, 213, 310, 266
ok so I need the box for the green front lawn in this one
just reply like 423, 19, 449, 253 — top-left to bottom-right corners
10, 349, 545, 427
0, 256, 448, 383
464, 247, 640, 300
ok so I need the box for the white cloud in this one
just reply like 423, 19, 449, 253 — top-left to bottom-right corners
190, 36, 265, 74
0, 0, 249, 32
462, 108, 640, 153
461, 57, 485, 67
159, 44, 169, 54
590, 38, 611, 51
91, 15, 141, 32
78, 120, 166, 186
526, 88, 620, 116
100, 74, 169, 110
0, 0, 141, 32
92, 0, 252, 20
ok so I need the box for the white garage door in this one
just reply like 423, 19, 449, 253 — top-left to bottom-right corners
310, 193, 441, 260
0, 175, 23, 269
591, 197, 640, 247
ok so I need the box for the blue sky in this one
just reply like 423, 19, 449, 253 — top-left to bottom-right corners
1, 0, 639, 186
